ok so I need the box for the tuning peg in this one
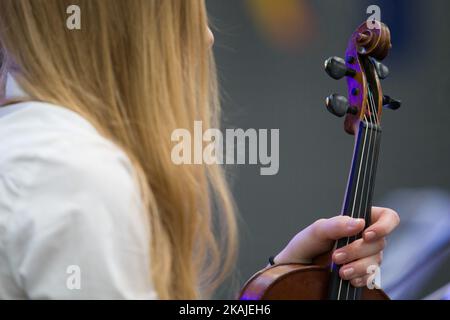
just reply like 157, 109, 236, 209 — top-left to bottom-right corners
325, 94, 358, 117
324, 56, 356, 80
370, 58, 389, 79
383, 95, 401, 110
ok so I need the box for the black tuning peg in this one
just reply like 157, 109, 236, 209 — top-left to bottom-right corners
370, 58, 389, 79
383, 95, 401, 110
324, 56, 356, 80
325, 94, 358, 117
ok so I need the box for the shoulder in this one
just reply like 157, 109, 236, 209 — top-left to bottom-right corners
0, 101, 136, 193
0, 102, 155, 299
0, 101, 143, 228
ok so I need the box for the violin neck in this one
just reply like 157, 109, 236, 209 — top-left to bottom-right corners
328, 120, 382, 300
342, 120, 381, 229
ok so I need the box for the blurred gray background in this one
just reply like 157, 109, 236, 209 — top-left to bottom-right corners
206, 0, 450, 299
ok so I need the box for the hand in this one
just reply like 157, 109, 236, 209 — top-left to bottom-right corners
274, 207, 400, 287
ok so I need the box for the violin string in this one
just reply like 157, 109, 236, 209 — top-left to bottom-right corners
366, 88, 380, 222
358, 87, 380, 297
346, 114, 376, 300
345, 115, 370, 300
340, 81, 380, 300
368, 78, 379, 124
348, 105, 375, 300
351, 85, 379, 300
356, 112, 374, 223
338, 64, 382, 299
337, 113, 370, 300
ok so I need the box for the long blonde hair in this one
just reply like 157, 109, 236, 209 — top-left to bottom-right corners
0, 0, 237, 299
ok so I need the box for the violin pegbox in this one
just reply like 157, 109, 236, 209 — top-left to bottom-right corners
324, 21, 401, 135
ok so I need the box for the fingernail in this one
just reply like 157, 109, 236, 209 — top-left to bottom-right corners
347, 218, 363, 229
342, 267, 354, 278
365, 231, 376, 241
333, 252, 347, 264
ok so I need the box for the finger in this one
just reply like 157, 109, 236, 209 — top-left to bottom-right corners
364, 207, 400, 242
277, 216, 366, 263
350, 275, 370, 288
339, 253, 382, 280
304, 216, 365, 257
332, 238, 386, 265
313, 216, 365, 242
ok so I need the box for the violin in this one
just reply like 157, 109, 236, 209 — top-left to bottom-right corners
239, 21, 401, 300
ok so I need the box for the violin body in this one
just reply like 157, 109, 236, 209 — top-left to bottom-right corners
239, 262, 388, 300
239, 20, 400, 301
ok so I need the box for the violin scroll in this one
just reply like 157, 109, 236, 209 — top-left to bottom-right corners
324, 21, 400, 135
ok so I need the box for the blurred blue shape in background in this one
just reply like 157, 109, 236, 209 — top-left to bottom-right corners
381, 188, 450, 299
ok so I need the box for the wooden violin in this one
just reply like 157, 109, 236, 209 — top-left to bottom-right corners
239, 21, 401, 300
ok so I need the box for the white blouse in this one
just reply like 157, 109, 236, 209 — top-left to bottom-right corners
0, 75, 157, 299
